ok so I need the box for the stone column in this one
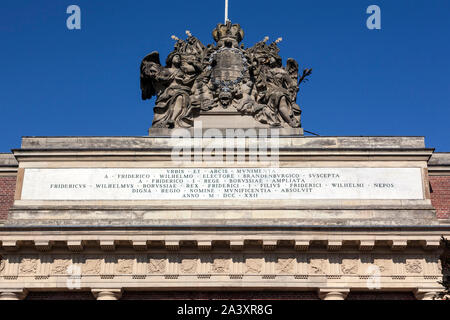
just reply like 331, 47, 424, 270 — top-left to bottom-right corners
319, 289, 349, 300
92, 289, 122, 300
0, 290, 27, 300
414, 289, 438, 300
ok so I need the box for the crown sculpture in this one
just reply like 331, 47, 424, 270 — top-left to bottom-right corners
140, 22, 312, 130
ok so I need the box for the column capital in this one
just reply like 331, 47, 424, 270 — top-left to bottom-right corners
0, 289, 27, 300
92, 289, 123, 300
319, 289, 350, 300
414, 289, 438, 300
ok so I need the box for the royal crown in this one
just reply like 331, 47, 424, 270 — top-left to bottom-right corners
212, 21, 244, 44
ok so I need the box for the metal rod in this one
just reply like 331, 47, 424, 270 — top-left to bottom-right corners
225, 0, 229, 23
304, 130, 320, 136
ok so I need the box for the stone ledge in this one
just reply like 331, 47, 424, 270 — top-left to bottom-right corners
148, 127, 304, 137
10, 199, 435, 210
19, 136, 426, 150
0, 153, 18, 175
428, 152, 450, 175
0, 153, 18, 167
0, 230, 447, 253
4, 220, 442, 228
5, 205, 439, 227
429, 153, 450, 166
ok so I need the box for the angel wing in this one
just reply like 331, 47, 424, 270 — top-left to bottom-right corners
286, 58, 299, 81
140, 51, 161, 100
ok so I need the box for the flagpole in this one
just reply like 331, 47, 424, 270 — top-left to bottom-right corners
225, 0, 229, 23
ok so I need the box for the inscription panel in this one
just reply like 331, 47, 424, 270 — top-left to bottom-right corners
20, 168, 423, 200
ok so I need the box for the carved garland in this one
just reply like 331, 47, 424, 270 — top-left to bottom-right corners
208, 47, 248, 88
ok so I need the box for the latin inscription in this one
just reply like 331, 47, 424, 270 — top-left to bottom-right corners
20, 168, 424, 200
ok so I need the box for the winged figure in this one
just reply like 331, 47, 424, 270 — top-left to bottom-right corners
140, 23, 311, 129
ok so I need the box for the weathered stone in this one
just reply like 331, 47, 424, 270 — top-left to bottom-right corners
140, 22, 311, 130
18, 136, 427, 150
429, 153, 450, 166
0, 154, 18, 167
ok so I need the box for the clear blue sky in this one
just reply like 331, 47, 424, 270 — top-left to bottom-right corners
0, 0, 449, 152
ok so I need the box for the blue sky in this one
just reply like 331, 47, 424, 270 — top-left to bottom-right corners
0, 0, 449, 152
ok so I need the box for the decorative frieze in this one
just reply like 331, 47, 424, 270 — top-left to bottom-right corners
180, 258, 198, 274
373, 257, 393, 275
148, 258, 166, 274
245, 258, 263, 274
405, 259, 423, 274
275, 258, 295, 274
0, 252, 443, 290
341, 258, 358, 275
116, 258, 134, 275
309, 258, 327, 275
211, 257, 230, 274
51, 257, 71, 275
81, 258, 102, 275
19, 257, 39, 275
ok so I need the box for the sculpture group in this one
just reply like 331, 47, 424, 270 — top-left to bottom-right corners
140, 22, 312, 129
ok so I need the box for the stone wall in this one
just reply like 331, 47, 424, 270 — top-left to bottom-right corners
0, 153, 18, 221
0, 176, 16, 221
1, 139, 449, 301
428, 153, 450, 220
430, 176, 450, 219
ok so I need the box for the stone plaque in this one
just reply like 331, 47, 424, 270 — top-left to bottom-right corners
20, 167, 423, 200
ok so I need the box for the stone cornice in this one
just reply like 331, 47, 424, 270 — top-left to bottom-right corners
12, 149, 435, 162
19, 136, 427, 149
0, 228, 449, 252
428, 152, 450, 175
0, 153, 18, 175
11, 136, 435, 164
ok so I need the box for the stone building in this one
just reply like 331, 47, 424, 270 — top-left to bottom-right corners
0, 137, 449, 300
0, 22, 449, 300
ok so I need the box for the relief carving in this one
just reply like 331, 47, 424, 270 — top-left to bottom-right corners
141, 22, 311, 129
341, 259, 358, 275
309, 259, 326, 275
373, 258, 392, 275
245, 258, 263, 274
116, 259, 134, 274
82, 259, 102, 275
180, 258, 197, 274
405, 259, 423, 274
148, 259, 166, 274
19, 258, 38, 274
51, 258, 71, 275
276, 258, 295, 274
211, 257, 230, 274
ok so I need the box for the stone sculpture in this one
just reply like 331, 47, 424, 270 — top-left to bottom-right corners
141, 22, 311, 129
